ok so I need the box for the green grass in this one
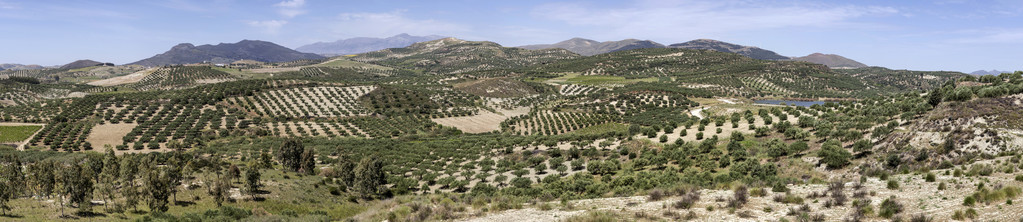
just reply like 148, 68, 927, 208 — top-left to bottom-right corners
0, 125, 42, 142
315, 59, 392, 70
569, 123, 628, 136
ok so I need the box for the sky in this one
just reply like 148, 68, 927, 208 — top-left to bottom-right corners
0, 0, 1021, 72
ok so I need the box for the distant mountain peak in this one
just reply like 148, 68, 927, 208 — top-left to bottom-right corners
130, 40, 323, 66
667, 39, 787, 60
518, 38, 665, 56
60, 59, 111, 69
791, 53, 867, 68
294, 34, 447, 56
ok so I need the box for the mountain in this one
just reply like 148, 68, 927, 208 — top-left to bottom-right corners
0, 63, 44, 70
790, 53, 867, 68
60, 59, 111, 70
352, 37, 580, 74
295, 33, 446, 56
970, 70, 1009, 75
130, 40, 324, 67
518, 38, 665, 56
667, 39, 789, 60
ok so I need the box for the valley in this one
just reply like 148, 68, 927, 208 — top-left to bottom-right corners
0, 36, 1020, 222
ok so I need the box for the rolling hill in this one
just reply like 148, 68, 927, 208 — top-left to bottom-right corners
667, 39, 789, 60
295, 33, 446, 56
518, 38, 666, 56
970, 70, 1010, 75
352, 38, 580, 74
130, 40, 324, 67
790, 53, 867, 68
59, 59, 112, 70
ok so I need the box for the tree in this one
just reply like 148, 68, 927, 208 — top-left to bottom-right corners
300, 148, 316, 175
143, 163, 171, 213
56, 158, 94, 216
244, 168, 261, 200
354, 157, 385, 199
0, 154, 24, 216
277, 139, 304, 172
212, 176, 230, 207
119, 156, 141, 212
818, 140, 852, 169
98, 148, 120, 212
335, 157, 356, 189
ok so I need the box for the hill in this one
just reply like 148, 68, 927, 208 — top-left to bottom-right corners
0, 63, 44, 70
518, 38, 665, 56
295, 33, 446, 56
667, 39, 789, 60
130, 40, 324, 67
533, 48, 866, 98
790, 53, 867, 68
59, 59, 111, 69
835, 67, 967, 92
352, 38, 580, 74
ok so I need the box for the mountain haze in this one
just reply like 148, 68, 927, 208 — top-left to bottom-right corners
353, 37, 580, 74
667, 39, 789, 60
130, 40, 324, 67
518, 38, 665, 56
790, 53, 867, 68
295, 33, 446, 56
970, 70, 1010, 75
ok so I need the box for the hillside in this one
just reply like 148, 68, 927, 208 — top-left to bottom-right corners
791, 53, 867, 68
130, 40, 325, 66
352, 38, 580, 74
59, 59, 111, 69
668, 39, 789, 60
0, 63, 44, 70
534, 48, 866, 98
295, 33, 446, 56
835, 67, 967, 92
518, 38, 666, 56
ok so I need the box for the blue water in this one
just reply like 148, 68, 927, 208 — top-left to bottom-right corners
754, 100, 828, 107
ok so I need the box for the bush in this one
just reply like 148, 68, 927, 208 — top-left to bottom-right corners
878, 196, 903, 219
924, 173, 936, 182
818, 141, 851, 169
887, 180, 900, 190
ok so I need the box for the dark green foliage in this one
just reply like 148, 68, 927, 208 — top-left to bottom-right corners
354, 157, 385, 199
277, 139, 305, 172
818, 140, 851, 169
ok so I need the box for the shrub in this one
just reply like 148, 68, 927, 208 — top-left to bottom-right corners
887, 180, 900, 190
648, 189, 666, 201
878, 196, 903, 219
818, 141, 851, 169
924, 173, 936, 182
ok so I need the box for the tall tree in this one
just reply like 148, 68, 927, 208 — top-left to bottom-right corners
354, 157, 385, 199
98, 149, 120, 212
0, 154, 24, 215
119, 155, 141, 212
277, 139, 304, 172
244, 168, 261, 200
143, 164, 171, 213
300, 148, 316, 175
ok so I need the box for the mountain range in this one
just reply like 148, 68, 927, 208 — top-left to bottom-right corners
667, 39, 790, 60
0, 63, 45, 70
517, 38, 867, 67
130, 40, 324, 67
790, 53, 867, 68
518, 38, 665, 56
295, 33, 446, 56
970, 70, 1010, 75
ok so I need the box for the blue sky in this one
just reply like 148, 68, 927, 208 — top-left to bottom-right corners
0, 0, 1020, 72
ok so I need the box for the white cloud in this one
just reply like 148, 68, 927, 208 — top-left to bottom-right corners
248, 20, 288, 34
531, 0, 897, 41
0, 1, 17, 9
275, 0, 306, 18
327, 10, 468, 38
